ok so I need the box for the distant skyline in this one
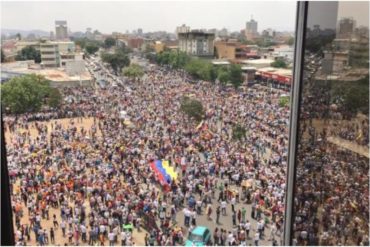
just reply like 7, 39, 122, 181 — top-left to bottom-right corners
1, 1, 297, 34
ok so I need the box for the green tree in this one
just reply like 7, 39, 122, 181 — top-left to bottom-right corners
104, 37, 116, 48
101, 48, 130, 75
1, 49, 5, 63
46, 88, 62, 108
279, 96, 290, 107
217, 70, 230, 85
16, 33, 21, 40
232, 124, 246, 141
122, 64, 144, 80
180, 96, 205, 122
85, 43, 99, 55
15, 46, 41, 63
287, 37, 294, 46
271, 58, 288, 68
185, 59, 213, 81
229, 64, 243, 88
1, 74, 57, 114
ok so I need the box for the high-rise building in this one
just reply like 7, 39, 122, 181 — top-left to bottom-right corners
245, 17, 258, 40
178, 30, 214, 56
55, 20, 68, 40
337, 17, 356, 39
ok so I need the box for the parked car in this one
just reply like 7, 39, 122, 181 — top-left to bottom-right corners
185, 226, 212, 246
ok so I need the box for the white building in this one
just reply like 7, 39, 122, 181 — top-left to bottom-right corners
40, 41, 76, 68
178, 31, 215, 56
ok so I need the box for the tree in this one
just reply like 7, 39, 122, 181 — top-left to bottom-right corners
101, 49, 130, 75
279, 96, 290, 107
122, 64, 144, 80
180, 96, 205, 122
287, 37, 294, 46
232, 124, 246, 141
15, 46, 41, 63
16, 33, 21, 40
85, 43, 99, 55
217, 71, 230, 85
104, 37, 116, 48
1, 74, 58, 114
229, 64, 243, 88
271, 58, 288, 68
46, 88, 62, 108
185, 59, 213, 81
1, 49, 5, 63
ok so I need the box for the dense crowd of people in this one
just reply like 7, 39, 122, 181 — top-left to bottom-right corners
5, 56, 368, 246
5, 62, 291, 246
293, 78, 369, 245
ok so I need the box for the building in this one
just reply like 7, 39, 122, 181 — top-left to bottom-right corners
15, 41, 40, 52
55, 20, 68, 40
245, 17, 258, 40
255, 66, 292, 89
337, 17, 355, 39
40, 41, 76, 68
214, 40, 261, 60
178, 31, 215, 57
176, 24, 190, 37
322, 50, 349, 74
0, 60, 92, 87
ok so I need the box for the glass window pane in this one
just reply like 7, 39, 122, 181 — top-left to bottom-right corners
291, 1, 369, 246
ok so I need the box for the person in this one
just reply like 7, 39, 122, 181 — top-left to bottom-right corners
232, 211, 237, 226
121, 231, 126, 246
108, 231, 115, 246
221, 200, 227, 216
61, 220, 66, 237
254, 231, 260, 246
245, 220, 251, 239
216, 206, 221, 224
50, 228, 55, 244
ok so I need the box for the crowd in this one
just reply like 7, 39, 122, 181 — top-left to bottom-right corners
292, 79, 369, 245
5, 62, 291, 246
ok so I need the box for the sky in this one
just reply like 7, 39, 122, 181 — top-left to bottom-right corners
1, 1, 297, 34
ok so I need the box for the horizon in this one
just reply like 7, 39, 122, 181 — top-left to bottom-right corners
1, 1, 297, 34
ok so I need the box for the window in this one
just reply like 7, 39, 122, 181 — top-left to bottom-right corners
285, 2, 369, 246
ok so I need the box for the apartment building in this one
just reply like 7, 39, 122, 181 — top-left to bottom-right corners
178, 31, 215, 57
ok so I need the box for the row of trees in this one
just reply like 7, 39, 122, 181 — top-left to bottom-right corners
1, 74, 62, 114
149, 50, 244, 88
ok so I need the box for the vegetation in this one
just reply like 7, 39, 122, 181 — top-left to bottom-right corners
85, 43, 99, 55
149, 50, 244, 88
104, 37, 117, 49
228, 64, 244, 88
101, 48, 130, 75
180, 96, 205, 122
279, 95, 290, 107
122, 64, 144, 80
15, 46, 41, 63
331, 75, 369, 116
287, 37, 294, 46
232, 124, 247, 141
72, 37, 103, 52
1, 74, 61, 114
271, 58, 288, 68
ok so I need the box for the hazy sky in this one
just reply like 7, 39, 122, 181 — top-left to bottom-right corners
1, 1, 297, 33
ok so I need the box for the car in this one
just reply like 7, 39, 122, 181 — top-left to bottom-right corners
185, 226, 212, 246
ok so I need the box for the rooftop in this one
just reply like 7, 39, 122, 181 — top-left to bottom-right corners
1, 61, 91, 82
